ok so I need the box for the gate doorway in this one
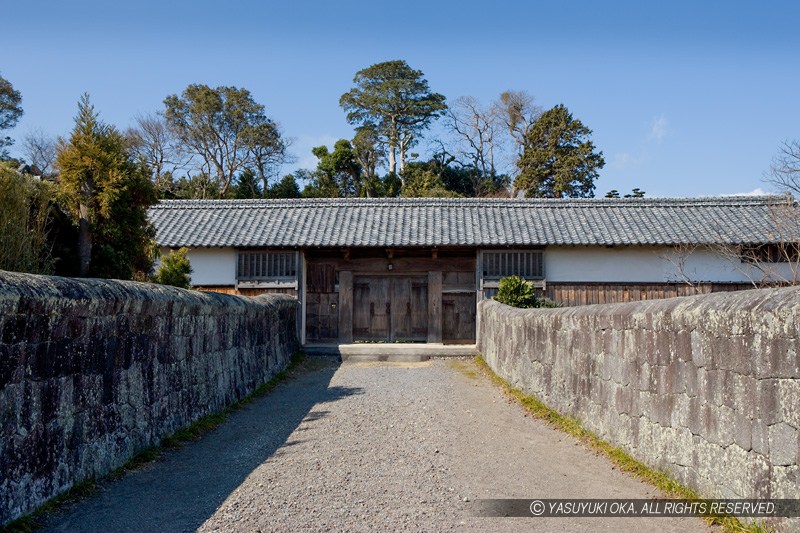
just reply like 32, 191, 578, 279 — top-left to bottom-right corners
352, 276, 428, 342
442, 292, 476, 344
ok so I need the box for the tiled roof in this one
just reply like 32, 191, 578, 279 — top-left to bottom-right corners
148, 196, 791, 248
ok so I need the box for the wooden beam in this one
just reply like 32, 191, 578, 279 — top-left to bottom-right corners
427, 271, 442, 343
338, 271, 353, 343
299, 252, 307, 345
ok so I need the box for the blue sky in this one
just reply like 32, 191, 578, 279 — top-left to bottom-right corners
3, 0, 799, 196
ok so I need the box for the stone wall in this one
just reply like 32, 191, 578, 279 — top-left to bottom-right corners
0, 271, 298, 525
479, 288, 800, 504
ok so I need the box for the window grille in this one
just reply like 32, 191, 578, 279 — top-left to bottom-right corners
740, 243, 800, 264
237, 251, 298, 280
482, 250, 544, 279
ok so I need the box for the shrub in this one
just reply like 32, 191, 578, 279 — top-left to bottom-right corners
494, 275, 560, 308
152, 247, 192, 288
495, 275, 536, 307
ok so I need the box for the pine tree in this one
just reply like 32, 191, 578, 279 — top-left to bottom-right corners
515, 104, 605, 198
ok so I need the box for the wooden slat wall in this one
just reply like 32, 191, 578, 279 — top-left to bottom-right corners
196, 287, 298, 298
542, 283, 754, 307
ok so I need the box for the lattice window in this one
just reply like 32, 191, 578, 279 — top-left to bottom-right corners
740, 243, 800, 263
237, 251, 298, 281
482, 250, 544, 280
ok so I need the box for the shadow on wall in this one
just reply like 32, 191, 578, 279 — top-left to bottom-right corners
39, 358, 358, 532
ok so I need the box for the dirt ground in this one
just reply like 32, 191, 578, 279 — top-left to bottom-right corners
39, 357, 711, 532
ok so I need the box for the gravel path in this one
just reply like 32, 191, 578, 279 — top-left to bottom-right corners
40, 357, 711, 532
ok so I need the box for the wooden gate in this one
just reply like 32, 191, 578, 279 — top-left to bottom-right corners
305, 263, 338, 341
442, 292, 476, 343
352, 276, 428, 341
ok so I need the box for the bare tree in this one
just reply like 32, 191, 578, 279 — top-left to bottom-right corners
492, 90, 543, 156
765, 140, 800, 195
445, 96, 499, 193
126, 112, 189, 193
660, 243, 701, 287
22, 129, 57, 177
246, 122, 292, 192
666, 197, 800, 288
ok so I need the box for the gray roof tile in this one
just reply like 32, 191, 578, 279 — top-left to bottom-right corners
148, 196, 793, 248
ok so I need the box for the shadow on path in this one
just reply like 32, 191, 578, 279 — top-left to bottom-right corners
39, 357, 354, 533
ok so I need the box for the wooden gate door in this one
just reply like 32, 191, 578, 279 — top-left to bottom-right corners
353, 276, 391, 340
353, 276, 428, 342
305, 263, 338, 341
442, 292, 476, 343
390, 277, 428, 341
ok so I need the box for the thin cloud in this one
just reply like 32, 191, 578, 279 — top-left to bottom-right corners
648, 115, 669, 143
721, 188, 769, 197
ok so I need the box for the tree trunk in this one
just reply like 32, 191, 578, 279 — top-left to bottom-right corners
78, 202, 92, 277
388, 146, 396, 176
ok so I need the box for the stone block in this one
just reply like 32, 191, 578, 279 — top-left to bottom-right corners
756, 379, 781, 426
768, 422, 799, 466
733, 413, 752, 452
669, 394, 691, 429
716, 335, 754, 375
665, 359, 685, 394
690, 329, 706, 367
751, 420, 769, 457
777, 378, 800, 429
770, 465, 800, 499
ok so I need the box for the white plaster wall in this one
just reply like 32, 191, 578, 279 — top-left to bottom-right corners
178, 247, 237, 286
543, 245, 794, 283
662, 246, 795, 284
170, 245, 795, 287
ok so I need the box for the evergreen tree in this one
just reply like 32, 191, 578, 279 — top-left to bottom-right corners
55, 94, 157, 279
152, 247, 192, 288
312, 140, 362, 196
233, 168, 263, 198
267, 173, 301, 198
515, 104, 605, 198
340, 60, 446, 180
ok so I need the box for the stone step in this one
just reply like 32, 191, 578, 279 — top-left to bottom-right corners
302, 343, 478, 359
340, 354, 431, 363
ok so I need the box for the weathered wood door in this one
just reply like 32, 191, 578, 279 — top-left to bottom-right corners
442, 292, 476, 343
353, 276, 428, 341
353, 276, 390, 340
305, 263, 338, 341
391, 277, 428, 341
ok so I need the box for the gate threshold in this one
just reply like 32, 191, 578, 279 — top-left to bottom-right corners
303, 343, 478, 361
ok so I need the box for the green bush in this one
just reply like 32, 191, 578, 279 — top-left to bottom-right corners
494, 275, 560, 308
152, 247, 192, 288
495, 275, 535, 307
